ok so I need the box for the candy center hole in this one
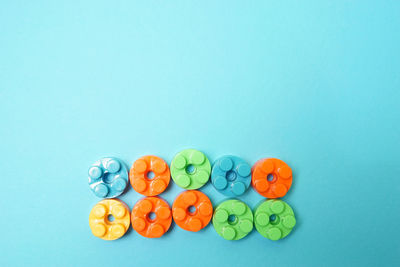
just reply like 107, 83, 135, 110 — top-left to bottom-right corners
148, 212, 156, 221
188, 205, 196, 214
267, 174, 275, 182
226, 170, 237, 181
107, 214, 115, 222
103, 172, 114, 184
269, 214, 279, 225
228, 215, 237, 225
186, 164, 195, 174
147, 171, 155, 179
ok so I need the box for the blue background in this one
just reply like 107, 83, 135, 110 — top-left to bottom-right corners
1, 1, 399, 266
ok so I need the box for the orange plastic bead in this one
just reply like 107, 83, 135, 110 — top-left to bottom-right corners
129, 155, 170, 196
251, 158, 293, 198
172, 190, 213, 232
131, 196, 172, 238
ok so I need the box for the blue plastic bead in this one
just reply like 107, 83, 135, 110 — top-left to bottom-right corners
88, 157, 128, 198
211, 155, 252, 196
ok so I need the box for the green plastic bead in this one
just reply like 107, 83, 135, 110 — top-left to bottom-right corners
212, 199, 253, 240
170, 149, 211, 189
254, 199, 296, 241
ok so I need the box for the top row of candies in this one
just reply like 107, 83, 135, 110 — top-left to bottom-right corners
88, 148, 293, 199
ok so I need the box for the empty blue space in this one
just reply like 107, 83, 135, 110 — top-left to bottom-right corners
1, 1, 399, 266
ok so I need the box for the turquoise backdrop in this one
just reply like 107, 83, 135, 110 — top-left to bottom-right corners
1, 1, 399, 266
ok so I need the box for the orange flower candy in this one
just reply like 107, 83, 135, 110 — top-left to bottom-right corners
130, 155, 170, 196
172, 190, 213, 232
251, 158, 293, 198
131, 196, 172, 238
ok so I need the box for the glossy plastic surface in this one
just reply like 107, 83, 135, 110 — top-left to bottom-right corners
251, 158, 292, 198
211, 155, 251, 196
129, 155, 170, 196
170, 149, 211, 189
172, 190, 213, 232
131, 196, 172, 238
89, 199, 131, 240
212, 199, 253, 240
88, 157, 129, 198
254, 199, 296, 240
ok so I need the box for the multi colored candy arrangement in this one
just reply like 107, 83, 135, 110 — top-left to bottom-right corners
88, 149, 297, 241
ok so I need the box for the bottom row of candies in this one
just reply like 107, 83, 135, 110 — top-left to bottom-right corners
89, 190, 296, 241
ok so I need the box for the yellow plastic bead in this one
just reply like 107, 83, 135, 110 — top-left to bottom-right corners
89, 199, 130, 240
